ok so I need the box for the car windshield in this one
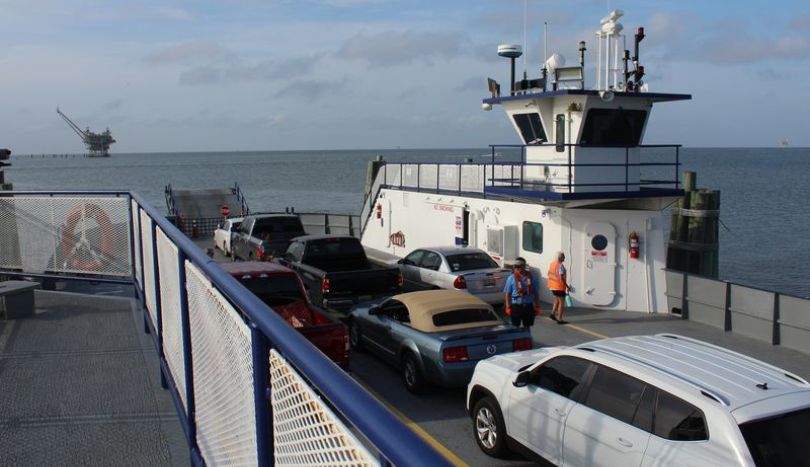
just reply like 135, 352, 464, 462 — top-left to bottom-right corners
238, 275, 305, 306
432, 308, 499, 326
739, 406, 810, 467
445, 252, 498, 272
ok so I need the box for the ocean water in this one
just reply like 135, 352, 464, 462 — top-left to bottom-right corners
7, 147, 810, 298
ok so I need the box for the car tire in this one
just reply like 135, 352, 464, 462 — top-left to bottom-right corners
473, 396, 508, 458
402, 352, 426, 393
349, 321, 364, 351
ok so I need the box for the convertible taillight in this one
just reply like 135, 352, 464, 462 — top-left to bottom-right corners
453, 275, 467, 289
512, 338, 533, 352
443, 346, 469, 363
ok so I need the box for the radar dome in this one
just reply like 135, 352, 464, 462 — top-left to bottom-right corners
497, 44, 523, 58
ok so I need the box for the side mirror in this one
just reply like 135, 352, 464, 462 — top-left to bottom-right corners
397, 258, 405, 264
368, 305, 381, 316
513, 371, 531, 388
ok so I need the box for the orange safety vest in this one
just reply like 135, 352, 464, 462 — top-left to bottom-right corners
547, 260, 566, 291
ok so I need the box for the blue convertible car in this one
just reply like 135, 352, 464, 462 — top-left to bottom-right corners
349, 290, 533, 392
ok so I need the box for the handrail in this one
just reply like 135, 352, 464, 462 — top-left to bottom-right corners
130, 191, 448, 466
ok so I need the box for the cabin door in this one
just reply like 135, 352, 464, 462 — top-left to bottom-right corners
581, 221, 617, 306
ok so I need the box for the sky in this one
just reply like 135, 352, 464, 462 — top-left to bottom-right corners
1, 0, 809, 153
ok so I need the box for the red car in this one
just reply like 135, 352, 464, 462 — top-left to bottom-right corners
220, 261, 350, 369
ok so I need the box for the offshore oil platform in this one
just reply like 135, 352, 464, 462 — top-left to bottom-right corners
56, 107, 116, 157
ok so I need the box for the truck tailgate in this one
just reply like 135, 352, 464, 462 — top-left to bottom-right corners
326, 267, 401, 298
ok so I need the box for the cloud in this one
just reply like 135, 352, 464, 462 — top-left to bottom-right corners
149, 6, 194, 21
336, 30, 466, 68
789, 14, 810, 30
273, 79, 348, 101
179, 67, 222, 85
145, 41, 233, 65
178, 56, 322, 85
100, 99, 124, 112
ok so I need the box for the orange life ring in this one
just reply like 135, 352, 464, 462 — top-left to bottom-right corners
60, 203, 116, 271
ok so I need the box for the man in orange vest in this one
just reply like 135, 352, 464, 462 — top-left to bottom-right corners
547, 251, 571, 324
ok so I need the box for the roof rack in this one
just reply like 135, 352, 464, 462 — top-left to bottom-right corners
582, 343, 731, 406
657, 334, 810, 387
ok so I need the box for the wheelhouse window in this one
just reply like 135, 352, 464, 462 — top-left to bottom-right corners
522, 222, 543, 253
580, 108, 648, 146
513, 113, 547, 145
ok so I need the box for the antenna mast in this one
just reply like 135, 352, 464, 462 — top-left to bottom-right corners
522, 0, 528, 78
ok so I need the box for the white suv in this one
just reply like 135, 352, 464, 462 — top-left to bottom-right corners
467, 334, 810, 466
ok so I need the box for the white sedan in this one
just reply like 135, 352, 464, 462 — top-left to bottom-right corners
396, 247, 508, 305
213, 217, 243, 256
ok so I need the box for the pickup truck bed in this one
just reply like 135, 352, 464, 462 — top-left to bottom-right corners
279, 235, 402, 311
219, 261, 349, 369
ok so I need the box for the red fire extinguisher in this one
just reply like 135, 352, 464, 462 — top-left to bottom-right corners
629, 231, 640, 259
375, 203, 382, 219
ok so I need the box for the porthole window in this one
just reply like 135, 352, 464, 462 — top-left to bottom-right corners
591, 234, 608, 251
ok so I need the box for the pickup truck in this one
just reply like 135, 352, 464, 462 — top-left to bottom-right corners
219, 261, 349, 369
230, 214, 306, 261
278, 235, 403, 311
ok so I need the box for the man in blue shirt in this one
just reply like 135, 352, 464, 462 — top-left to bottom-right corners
503, 257, 541, 328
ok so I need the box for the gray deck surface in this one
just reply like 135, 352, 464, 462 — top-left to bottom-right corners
172, 189, 239, 218
0, 290, 188, 466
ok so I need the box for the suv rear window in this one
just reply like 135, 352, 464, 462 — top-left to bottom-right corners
432, 308, 498, 326
445, 252, 498, 272
740, 407, 810, 467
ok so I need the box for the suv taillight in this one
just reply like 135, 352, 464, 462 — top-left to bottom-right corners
321, 278, 331, 294
453, 275, 467, 289
443, 346, 469, 363
397, 271, 404, 288
512, 338, 533, 352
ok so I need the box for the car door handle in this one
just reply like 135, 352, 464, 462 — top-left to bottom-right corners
616, 437, 633, 448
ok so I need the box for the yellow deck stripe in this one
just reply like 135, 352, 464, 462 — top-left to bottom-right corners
566, 323, 609, 340
355, 380, 469, 466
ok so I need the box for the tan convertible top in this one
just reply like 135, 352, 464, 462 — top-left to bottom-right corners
392, 290, 502, 333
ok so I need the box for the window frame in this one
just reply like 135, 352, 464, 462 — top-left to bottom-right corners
529, 355, 595, 401
512, 112, 547, 145
419, 251, 443, 271
522, 221, 544, 254
579, 364, 650, 426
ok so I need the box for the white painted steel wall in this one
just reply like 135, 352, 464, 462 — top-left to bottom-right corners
362, 187, 667, 312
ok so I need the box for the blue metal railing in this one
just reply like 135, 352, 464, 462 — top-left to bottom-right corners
0, 190, 451, 466
356, 143, 681, 215
129, 191, 451, 466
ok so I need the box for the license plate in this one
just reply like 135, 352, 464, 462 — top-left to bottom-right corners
358, 295, 373, 303
483, 278, 496, 287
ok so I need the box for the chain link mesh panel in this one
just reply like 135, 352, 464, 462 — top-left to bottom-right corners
0, 195, 131, 276
270, 350, 377, 467
156, 228, 187, 412
186, 262, 257, 466
132, 200, 142, 287
140, 210, 157, 327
